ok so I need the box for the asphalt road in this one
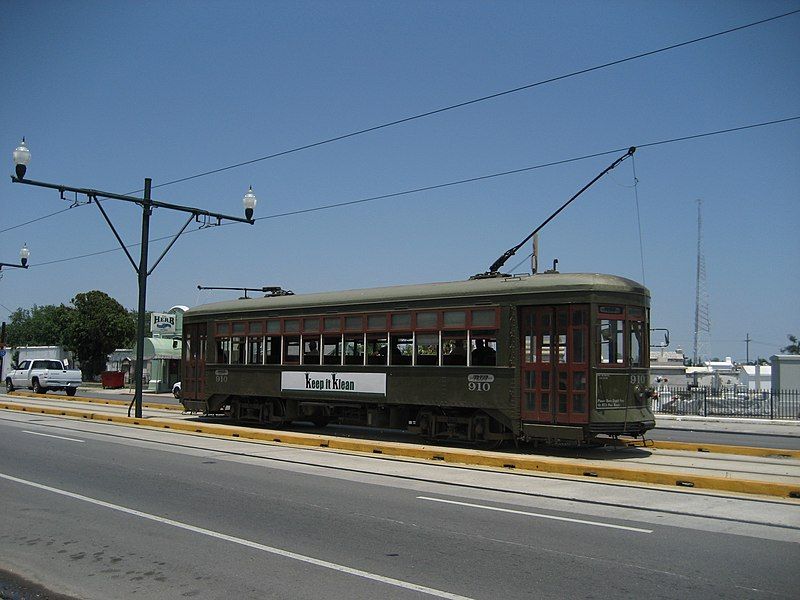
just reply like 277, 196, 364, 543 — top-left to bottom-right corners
0, 410, 798, 600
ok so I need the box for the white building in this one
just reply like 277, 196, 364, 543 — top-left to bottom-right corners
738, 364, 772, 391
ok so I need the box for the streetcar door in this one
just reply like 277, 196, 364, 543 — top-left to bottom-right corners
520, 305, 588, 425
182, 322, 207, 401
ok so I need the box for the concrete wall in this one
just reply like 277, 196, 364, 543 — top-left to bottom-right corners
771, 355, 800, 390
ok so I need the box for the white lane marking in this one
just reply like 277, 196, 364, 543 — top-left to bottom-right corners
22, 430, 85, 443
0, 473, 475, 600
418, 496, 653, 534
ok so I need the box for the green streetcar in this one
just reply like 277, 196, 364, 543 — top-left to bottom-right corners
180, 272, 655, 444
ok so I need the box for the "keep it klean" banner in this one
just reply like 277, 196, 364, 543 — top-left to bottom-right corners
281, 371, 386, 395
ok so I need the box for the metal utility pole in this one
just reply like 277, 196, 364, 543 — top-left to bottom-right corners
692, 199, 710, 366
12, 139, 257, 418
745, 332, 751, 364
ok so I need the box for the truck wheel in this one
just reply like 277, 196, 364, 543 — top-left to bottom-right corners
66, 388, 77, 397
4, 379, 13, 393
32, 379, 46, 394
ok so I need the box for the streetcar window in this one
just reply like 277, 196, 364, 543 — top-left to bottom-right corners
303, 318, 320, 333
232, 322, 246, 334
216, 322, 230, 335
443, 310, 466, 328
540, 391, 550, 412
391, 313, 412, 330
470, 331, 497, 366
471, 309, 497, 328
541, 334, 552, 363
345, 316, 363, 331
284, 319, 300, 333
390, 334, 413, 365
572, 329, 585, 363
231, 337, 245, 364
442, 332, 467, 366
323, 335, 342, 365
264, 336, 280, 364
248, 336, 263, 365
366, 334, 388, 365
600, 319, 624, 364
249, 321, 263, 334
415, 312, 438, 330
216, 338, 230, 363
283, 336, 300, 364
303, 337, 321, 365
345, 334, 365, 365
266, 319, 280, 334
323, 317, 341, 332
573, 372, 587, 413
524, 333, 537, 363
367, 314, 387, 331
628, 307, 644, 319
557, 334, 567, 364
630, 321, 645, 367
415, 333, 439, 366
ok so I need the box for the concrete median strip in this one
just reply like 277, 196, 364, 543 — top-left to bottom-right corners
2, 398, 799, 500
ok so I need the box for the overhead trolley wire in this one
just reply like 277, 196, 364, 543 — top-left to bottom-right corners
21, 115, 800, 270
135, 9, 800, 193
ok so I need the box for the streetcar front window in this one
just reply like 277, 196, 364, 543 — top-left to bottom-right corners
599, 319, 624, 364
629, 320, 645, 367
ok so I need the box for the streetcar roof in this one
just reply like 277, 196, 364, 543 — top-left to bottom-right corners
186, 273, 648, 318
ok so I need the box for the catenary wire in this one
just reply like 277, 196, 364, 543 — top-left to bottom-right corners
0, 206, 76, 234
19, 115, 800, 269
126, 9, 800, 194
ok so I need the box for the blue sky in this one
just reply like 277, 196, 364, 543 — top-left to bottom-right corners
1, 0, 798, 362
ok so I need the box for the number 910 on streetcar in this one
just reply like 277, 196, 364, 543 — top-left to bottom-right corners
180, 272, 656, 444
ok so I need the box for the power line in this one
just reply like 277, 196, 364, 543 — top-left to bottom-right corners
0, 206, 77, 234
20, 114, 800, 269
130, 9, 800, 194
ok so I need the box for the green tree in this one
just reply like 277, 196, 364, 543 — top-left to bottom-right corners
5, 304, 73, 347
65, 291, 136, 380
782, 334, 800, 355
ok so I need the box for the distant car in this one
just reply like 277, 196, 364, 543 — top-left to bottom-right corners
172, 381, 181, 399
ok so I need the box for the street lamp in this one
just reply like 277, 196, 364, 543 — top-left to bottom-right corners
0, 244, 30, 271
12, 139, 30, 180
12, 140, 256, 418
243, 186, 257, 221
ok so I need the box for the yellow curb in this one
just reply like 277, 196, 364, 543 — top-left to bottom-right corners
638, 439, 800, 460
3, 400, 799, 500
8, 390, 181, 412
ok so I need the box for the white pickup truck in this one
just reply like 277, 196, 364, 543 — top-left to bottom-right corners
5, 359, 82, 396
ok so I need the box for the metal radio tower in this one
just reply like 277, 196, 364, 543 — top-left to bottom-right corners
693, 199, 710, 365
